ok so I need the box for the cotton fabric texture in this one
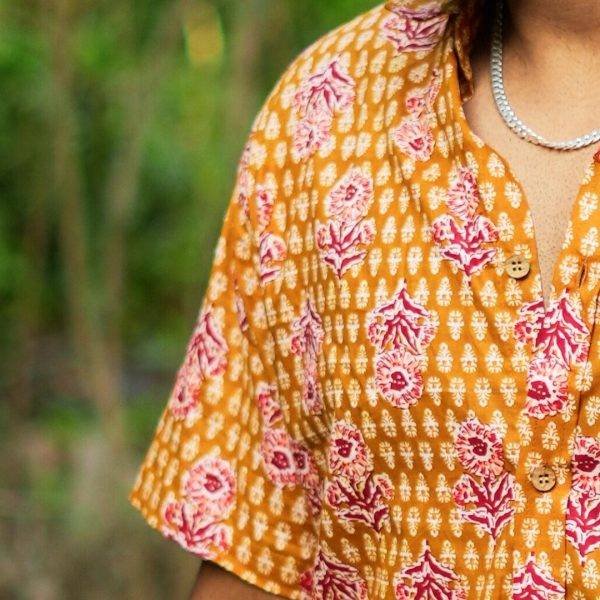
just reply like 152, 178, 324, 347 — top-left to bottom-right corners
129, 1, 600, 598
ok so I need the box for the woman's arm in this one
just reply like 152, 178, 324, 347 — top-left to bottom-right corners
189, 562, 280, 599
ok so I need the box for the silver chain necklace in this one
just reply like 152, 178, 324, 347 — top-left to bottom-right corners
490, 0, 600, 151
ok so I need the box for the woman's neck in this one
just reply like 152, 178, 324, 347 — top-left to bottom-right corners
497, 0, 600, 136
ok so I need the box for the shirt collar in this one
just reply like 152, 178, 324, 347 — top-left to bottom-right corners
384, 0, 484, 100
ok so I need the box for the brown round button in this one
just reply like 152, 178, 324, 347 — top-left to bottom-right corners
505, 254, 531, 280
530, 465, 557, 492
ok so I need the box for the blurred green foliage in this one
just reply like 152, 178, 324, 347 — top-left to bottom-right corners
0, 1, 378, 598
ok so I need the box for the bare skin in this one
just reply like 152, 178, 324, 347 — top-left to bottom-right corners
189, 1, 600, 597
189, 562, 275, 600
464, 0, 600, 306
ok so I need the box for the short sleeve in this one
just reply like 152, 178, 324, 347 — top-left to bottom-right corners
128, 113, 320, 597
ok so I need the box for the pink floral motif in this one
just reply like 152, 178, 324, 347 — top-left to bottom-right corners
405, 69, 442, 118
367, 279, 436, 354
524, 356, 568, 419
393, 540, 465, 600
260, 428, 298, 487
316, 218, 376, 278
258, 230, 287, 285
566, 491, 600, 564
327, 420, 373, 480
392, 115, 435, 161
182, 456, 236, 518
291, 298, 325, 369
512, 553, 565, 600
571, 435, 600, 496
326, 167, 374, 222
260, 427, 321, 510
446, 167, 481, 221
194, 307, 228, 378
294, 58, 356, 117
514, 298, 546, 345
255, 381, 283, 427
255, 184, 275, 232
326, 472, 393, 532
301, 367, 324, 415
300, 548, 368, 600
290, 297, 325, 414
162, 501, 233, 559
168, 354, 202, 420
168, 305, 228, 420
519, 290, 590, 366
431, 166, 498, 278
452, 472, 515, 542
293, 58, 356, 160
431, 213, 498, 277
375, 347, 424, 409
515, 290, 590, 420
454, 418, 505, 480
293, 111, 333, 161
381, 4, 449, 54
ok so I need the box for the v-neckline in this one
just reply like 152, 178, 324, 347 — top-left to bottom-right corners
447, 48, 600, 313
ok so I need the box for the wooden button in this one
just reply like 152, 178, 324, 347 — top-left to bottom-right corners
505, 254, 531, 280
530, 465, 557, 492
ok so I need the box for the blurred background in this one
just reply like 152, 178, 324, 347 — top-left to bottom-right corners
0, 0, 377, 598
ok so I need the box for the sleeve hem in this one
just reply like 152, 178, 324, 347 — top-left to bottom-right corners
128, 492, 304, 600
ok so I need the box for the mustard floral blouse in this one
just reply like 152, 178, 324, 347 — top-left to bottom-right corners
129, 1, 600, 598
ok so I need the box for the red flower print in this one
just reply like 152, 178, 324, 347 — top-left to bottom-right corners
300, 548, 368, 600
446, 167, 480, 222
571, 435, 600, 496
533, 290, 590, 366
512, 553, 565, 600
168, 305, 228, 420
524, 356, 568, 419
381, 4, 449, 54
290, 297, 325, 374
290, 438, 319, 487
367, 279, 436, 354
392, 115, 435, 162
375, 347, 424, 409
327, 420, 373, 480
255, 184, 275, 232
431, 213, 498, 277
294, 58, 356, 118
514, 298, 546, 346
326, 167, 374, 223
292, 57, 356, 161
566, 491, 600, 564
258, 231, 287, 285
301, 367, 324, 415
256, 381, 283, 428
405, 69, 442, 118
452, 472, 515, 542
193, 306, 228, 378
162, 501, 233, 560
168, 354, 202, 420
293, 111, 333, 160
454, 418, 505, 479
315, 218, 376, 278
326, 472, 393, 532
260, 427, 321, 506
182, 456, 236, 519
516, 291, 590, 366
393, 540, 465, 600
261, 428, 298, 487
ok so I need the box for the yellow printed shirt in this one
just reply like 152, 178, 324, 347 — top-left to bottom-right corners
129, 1, 600, 598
